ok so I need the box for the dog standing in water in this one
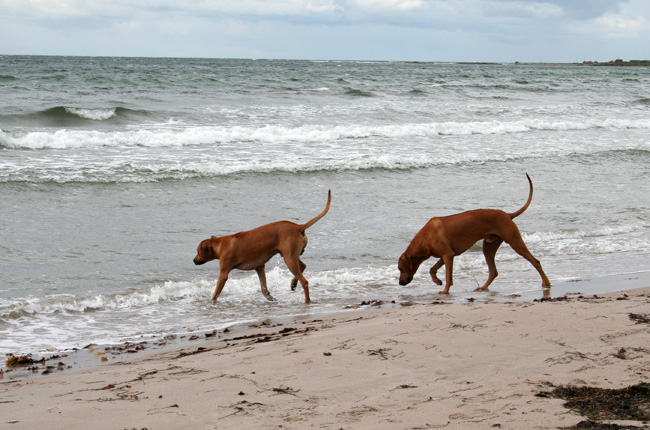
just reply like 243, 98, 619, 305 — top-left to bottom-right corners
398, 175, 550, 293
194, 190, 331, 304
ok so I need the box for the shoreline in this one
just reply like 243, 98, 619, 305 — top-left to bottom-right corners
515, 61, 650, 67
3, 270, 650, 381
1, 285, 648, 429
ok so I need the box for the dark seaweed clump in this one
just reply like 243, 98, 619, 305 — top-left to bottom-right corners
629, 313, 650, 325
537, 383, 650, 429
570, 421, 648, 429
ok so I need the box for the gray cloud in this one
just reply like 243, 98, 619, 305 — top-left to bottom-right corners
1, 0, 648, 61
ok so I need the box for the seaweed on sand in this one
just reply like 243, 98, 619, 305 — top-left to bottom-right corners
537, 383, 650, 428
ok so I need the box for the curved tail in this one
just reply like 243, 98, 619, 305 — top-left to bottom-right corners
509, 174, 533, 219
301, 189, 331, 231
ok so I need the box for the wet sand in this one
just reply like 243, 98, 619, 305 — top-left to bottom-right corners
1, 286, 649, 429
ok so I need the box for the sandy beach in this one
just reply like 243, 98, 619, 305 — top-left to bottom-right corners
2, 287, 649, 429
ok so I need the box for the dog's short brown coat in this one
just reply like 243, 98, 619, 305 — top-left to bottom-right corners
398, 175, 550, 293
194, 190, 331, 303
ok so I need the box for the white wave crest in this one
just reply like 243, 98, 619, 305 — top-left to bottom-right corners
65, 107, 117, 121
522, 222, 650, 256
524, 222, 647, 243
0, 265, 403, 319
0, 280, 214, 318
3, 117, 650, 150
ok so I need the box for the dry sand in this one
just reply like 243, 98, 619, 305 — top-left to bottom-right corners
2, 287, 649, 429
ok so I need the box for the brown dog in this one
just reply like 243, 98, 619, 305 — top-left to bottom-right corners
398, 175, 550, 293
194, 190, 331, 303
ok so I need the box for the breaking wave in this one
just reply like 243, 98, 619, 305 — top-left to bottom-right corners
0, 106, 147, 127
3, 117, 650, 150
0, 280, 213, 319
0, 266, 398, 320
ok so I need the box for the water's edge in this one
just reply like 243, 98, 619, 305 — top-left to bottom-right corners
3, 271, 648, 382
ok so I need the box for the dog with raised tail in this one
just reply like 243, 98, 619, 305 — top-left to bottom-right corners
398, 175, 550, 294
194, 190, 331, 304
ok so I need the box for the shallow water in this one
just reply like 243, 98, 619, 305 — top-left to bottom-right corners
1, 57, 649, 355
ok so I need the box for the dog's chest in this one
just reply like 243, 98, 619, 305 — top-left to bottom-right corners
235, 250, 280, 270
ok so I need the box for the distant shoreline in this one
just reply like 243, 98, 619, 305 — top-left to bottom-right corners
516, 60, 650, 67
515, 62, 581, 66
3, 55, 649, 66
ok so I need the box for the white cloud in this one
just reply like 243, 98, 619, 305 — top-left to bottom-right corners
352, 0, 424, 11
1, 0, 649, 60
188, 0, 342, 15
502, 2, 563, 18
0, 0, 134, 19
0, 0, 344, 18
593, 13, 646, 39
0, 0, 86, 17
570, 0, 650, 41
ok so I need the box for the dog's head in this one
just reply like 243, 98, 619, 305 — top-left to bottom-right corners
193, 236, 218, 265
398, 253, 416, 286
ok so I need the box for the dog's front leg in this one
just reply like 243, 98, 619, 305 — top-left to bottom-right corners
256, 265, 275, 301
211, 271, 229, 302
429, 259, 444, 286
439, 255, 454, 294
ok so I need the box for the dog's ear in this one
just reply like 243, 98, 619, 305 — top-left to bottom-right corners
398, 254, 410, 270
201, 241, 213, 259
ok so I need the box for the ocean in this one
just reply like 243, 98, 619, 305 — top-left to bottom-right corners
1, 56, 649, 357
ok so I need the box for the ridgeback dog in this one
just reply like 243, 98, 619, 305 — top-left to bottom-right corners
194, 190, 331, 304
398, 174, 550, 294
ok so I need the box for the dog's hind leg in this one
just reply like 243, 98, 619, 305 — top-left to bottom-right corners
256, 265, 275, 301
476, 235, 504, 291
506, 235, 551, 288
290, 260, 306, 291
284, 256, 310, 304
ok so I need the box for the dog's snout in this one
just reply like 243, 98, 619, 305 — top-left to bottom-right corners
193, 257, 205, 265
399, 276, 412, 286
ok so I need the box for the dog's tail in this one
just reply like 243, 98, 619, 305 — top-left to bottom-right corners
300, 189, 331, 231
509, 174, 533, 219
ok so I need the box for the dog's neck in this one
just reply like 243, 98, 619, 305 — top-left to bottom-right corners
409, 230, 435, 260
209, 236, 223, 259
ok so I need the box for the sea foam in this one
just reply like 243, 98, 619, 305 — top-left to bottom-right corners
64, 107, 117, 121
3, 117, 650, 150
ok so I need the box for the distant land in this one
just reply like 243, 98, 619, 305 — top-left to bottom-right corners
515, 59, 650, 67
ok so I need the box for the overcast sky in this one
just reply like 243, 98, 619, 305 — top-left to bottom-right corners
1, 0, 649, 62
